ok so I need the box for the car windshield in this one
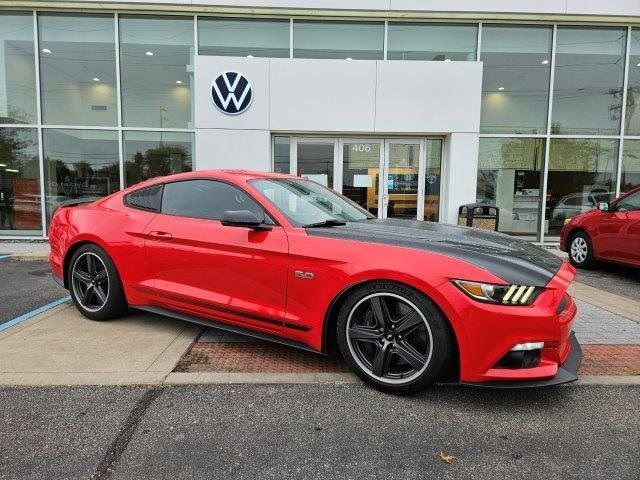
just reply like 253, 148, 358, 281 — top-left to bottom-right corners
250, 178, 375, 227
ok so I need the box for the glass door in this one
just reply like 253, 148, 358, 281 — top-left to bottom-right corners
339, 139, 384, 216
383, 139, 423, 219
292, 137, 338, 189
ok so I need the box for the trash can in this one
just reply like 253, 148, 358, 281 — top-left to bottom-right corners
458, 203, 500, 231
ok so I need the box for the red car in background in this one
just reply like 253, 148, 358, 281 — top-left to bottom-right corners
561, 186, 640, 268
49, 170, 580, 394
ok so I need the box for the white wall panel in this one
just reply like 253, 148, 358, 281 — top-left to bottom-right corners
374, 61, 482, 134
269, 58, 377, 133
195, 128, 270, 170
441, 132, 479, 224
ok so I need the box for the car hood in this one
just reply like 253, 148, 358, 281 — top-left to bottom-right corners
306, 218, 563, 286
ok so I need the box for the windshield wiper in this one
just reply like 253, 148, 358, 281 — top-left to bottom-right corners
303, 219, 347, 228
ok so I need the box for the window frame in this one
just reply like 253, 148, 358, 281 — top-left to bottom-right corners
157, 178, 277, 224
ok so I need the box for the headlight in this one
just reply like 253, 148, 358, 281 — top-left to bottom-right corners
452, 280, 542, 305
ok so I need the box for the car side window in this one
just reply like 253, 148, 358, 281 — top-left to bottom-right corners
161, 179, 271, 222
125, 185, 163, 212
615, 191, 640, 212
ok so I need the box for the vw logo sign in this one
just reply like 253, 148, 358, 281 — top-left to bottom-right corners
211, 71, 253, 115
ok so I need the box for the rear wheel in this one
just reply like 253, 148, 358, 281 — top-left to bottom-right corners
68, 244, 128, 321
336, 281, 452, 394
568, 231, 595, 268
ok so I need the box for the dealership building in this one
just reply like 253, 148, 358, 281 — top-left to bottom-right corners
1, 1, 640, 242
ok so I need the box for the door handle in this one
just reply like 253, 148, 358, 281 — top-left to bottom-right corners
148, 230, 173, 240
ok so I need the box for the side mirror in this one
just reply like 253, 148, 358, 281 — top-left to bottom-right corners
220, 210, 272, 230
597, 202, 609, 212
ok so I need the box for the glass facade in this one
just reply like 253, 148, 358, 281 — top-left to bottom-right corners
387, 23, 476, 61
0, 128, 40, 235
43, 129, 119, 225
198, 18, 289, 58
477, 138, 544, 239
293, 21, 384, 60
39, 13, 117, 126
552, 27, 626, 135
0, 13, 36, 124
124, 131, 193, 187
0, 11, 638, 240
480, 25, 552, 134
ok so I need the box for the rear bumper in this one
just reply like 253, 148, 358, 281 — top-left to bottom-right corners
461, 332, 582, 388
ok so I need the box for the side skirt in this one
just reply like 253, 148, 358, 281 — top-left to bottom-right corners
134, 305, 323, 356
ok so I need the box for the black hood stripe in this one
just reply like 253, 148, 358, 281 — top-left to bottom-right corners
306, 219, 562, 286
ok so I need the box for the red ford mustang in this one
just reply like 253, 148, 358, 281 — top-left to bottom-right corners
49, 170, 580, 393
561, 186, 640, 269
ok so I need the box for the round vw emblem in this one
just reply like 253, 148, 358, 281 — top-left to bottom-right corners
211, 71, 253, 115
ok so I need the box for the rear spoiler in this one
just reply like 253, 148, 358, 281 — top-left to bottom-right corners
58, 197, 101, 208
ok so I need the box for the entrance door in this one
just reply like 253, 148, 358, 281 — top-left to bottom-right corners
287, 136, 442, 221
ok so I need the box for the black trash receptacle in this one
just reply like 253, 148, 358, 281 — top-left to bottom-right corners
458, 203, 500, 231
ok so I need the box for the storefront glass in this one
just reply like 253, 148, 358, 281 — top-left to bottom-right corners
625, 28, 640, 136
476, 138, 544, 239
293, 21, 384, 60
546, 138, 618, 236
0, 128, 41, 235
342, 141, 381, 216
552, 27, 626, 135
480, 25, 552, 134
621, 140, 640, 192
387, 23, 476, 61
119, 16, 193, 128
273, 136, 290, 173
39, 13, 117, 126
42, 129, 119, 226
198, 18, 289, 58
0, 12, 37, 124
297, 142, 334, 187
124, 131, 193, 187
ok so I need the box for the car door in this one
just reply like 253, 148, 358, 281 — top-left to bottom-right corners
143, 179, 289, 334
596, 190, 640, 264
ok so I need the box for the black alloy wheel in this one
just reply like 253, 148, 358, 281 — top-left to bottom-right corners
336, 281, 452, 394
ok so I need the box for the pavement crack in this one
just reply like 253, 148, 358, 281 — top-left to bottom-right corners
93, 387, 162, 479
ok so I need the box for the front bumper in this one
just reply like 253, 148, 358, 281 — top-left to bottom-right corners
461, 332, 582, 388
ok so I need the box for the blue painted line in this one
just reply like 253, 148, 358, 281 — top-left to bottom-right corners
0, 296, 71, 332
0, 254, 11, 259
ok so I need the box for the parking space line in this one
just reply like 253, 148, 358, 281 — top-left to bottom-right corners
0, 296, 71, 332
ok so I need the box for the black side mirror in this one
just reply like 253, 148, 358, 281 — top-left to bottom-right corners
220, 210, 272, 230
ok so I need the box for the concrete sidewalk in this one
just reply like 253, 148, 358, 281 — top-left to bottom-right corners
0, 241, 50, 260
0, 302, 202, 386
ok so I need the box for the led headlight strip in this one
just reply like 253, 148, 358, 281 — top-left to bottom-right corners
452, 280, 541, 306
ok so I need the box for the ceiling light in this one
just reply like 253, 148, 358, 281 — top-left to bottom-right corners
246, 54, 254, 58
0, 163, 6, 167
541, 59, 549, 64
5, 168, 19, 173
444, 58, 452, 62
637, 62, 640, 67
498, 86, 505, 91
41, 48, 51, 54
145, 51, 154, 56
346, 57, 353, 61
175, 80, 182, 85
92, 77, 100, 82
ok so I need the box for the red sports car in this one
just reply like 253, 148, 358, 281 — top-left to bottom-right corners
561, 186, 640, 269
49, 170, 580, 393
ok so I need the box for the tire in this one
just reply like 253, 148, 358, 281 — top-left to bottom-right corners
336, 281, 453, 395
568, 231, 595, 268
67, 244, 128, 321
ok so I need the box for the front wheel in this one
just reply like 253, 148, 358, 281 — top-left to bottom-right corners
67, 244, 128, 321
568, 231, 595, 268
336, 281, 453, 395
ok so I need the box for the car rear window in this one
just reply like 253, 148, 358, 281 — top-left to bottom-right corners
125, 185, 163, 212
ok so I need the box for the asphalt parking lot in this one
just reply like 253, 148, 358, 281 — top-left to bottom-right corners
575, 262, 640, 302
0, 258, 68, 324
0, 384, 638, 480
